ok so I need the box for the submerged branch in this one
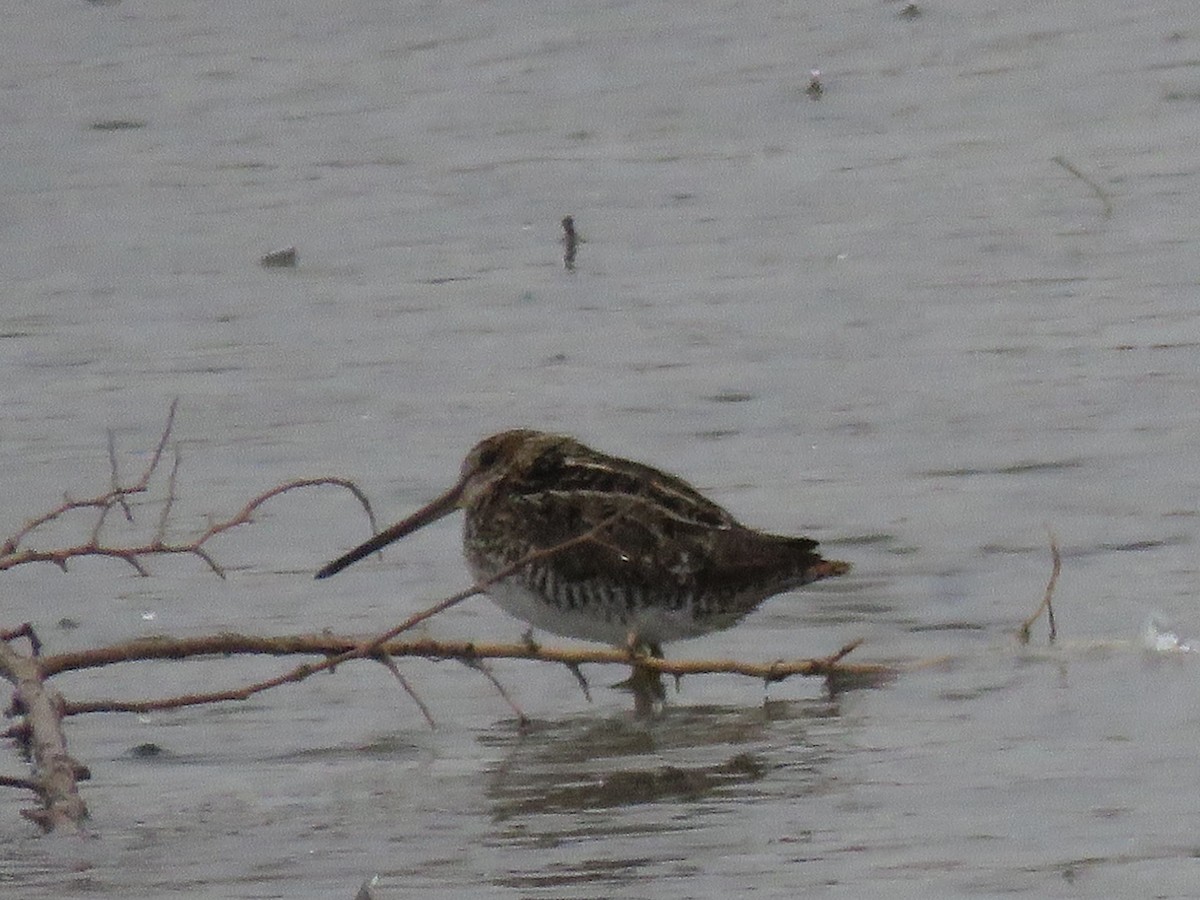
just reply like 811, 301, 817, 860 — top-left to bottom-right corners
0, 627, 89, 834
33, 631, 893, 717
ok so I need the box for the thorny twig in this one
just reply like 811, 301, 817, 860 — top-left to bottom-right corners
2, 400, 180, 559
0, 404, 384, 831
0, 402, 377, 577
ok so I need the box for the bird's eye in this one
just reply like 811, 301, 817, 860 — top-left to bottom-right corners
477, 446, 500, 468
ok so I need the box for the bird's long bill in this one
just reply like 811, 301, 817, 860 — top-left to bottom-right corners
314, 479, 465, 579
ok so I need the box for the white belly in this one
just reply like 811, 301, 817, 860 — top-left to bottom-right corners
478, 574, 720, 647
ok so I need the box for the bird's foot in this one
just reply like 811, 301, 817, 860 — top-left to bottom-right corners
624, 630, 663, 660
520, 629, 541, 653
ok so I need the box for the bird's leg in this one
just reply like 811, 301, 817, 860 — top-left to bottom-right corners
623, 629, 666, 711
624, 630, 663, 659
520, 628, 541, 653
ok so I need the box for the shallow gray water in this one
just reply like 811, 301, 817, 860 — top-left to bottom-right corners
3, 0, 1200, 897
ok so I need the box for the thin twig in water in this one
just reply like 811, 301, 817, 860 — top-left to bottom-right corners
143, 397, 179, 485
1019, 528, 1061, 644
374, 652, 436, 728
155, 444, 182, 543
462, 656, 528, 727
106, 429, 134, 524
1052, 155, 1113, 219
564, 662, 592, 702
1045, 535, 1060, 642
825, 638, 864, 665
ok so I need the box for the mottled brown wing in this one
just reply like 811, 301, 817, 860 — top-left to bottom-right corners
488, 488, 834, 605
515, 439, 743, 530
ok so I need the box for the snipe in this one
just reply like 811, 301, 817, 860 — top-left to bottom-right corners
316, 430, 849, 653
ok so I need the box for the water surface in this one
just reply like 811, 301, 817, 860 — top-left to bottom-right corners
3, 0, 1200, 896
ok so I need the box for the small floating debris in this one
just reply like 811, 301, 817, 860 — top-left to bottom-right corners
561, 215, 578, 271
90, 119, 146, 131
706, 390, 756, 404
898, 3, 922, 19
260, 246, 298, 268
1142, 617, 1196, 654
805, 69, 823, 100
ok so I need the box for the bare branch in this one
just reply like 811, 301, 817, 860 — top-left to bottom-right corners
182, 477, 378, 549
2, 401, 181, 558
825, 638, 865, 665
0, 623, 41, 656
31, 631, 890, 717
1, 477, 375, 577
0, 774, 41, 792
4, 400, 378, 580
88, 502, 113, 546
0, 638, 89, 833
2, 721, 31, 742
